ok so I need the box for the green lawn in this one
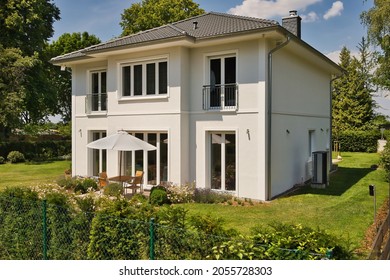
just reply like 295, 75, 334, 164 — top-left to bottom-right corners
0, 160, 71, 189
0, 153, 388, 255
180, 152, 389, 253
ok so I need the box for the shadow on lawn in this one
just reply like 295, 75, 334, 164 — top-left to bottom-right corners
291, 166, 375, 197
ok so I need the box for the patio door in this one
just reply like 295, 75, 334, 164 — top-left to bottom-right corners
91, 131, 107, 176
123, 132, 168, 187
210, 132, 236, 191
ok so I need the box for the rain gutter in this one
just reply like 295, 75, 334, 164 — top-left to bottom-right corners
266, 35, 291, 201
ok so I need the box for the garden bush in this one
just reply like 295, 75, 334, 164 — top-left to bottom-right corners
7, 151, 25, 163
193, 188, 232, 204
209, 223, 354, 260
149, 186, 170, 206
166, 182, 195, 203
336, 130, 380, 153
0, 156, 5, 164
103, 183, 123, 197
0, 140, 71, 161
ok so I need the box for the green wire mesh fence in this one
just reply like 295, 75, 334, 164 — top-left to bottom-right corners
0, 193, 337, 260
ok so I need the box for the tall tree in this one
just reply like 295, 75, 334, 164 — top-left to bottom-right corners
0, 0, 60, 128
0, 45, 38, 138
0, 0, 60, 55
332, 45, 375, 138
46, 32, 101, 122
361, 0, 390, 89
120, 0, 205, 36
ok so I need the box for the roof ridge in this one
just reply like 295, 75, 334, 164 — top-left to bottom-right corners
208, 11, 279, 25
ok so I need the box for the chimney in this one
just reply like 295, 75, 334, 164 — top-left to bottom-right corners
282, 10, 301, 38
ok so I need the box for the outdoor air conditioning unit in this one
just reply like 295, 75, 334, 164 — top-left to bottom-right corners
311, 151, 329, 188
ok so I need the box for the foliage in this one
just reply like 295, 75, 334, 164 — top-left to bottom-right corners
332, 45, 375, 139
361, 0, 390, 89
7, 150, 25, 163
193, 188, 233, 204
166, 182, 195, 203
120, 0, 205, 36
0, 0, 60, 55
87, 199, 153, 259
46, 32, 101, 122
337, 129, 380, 152
103, 183, 123, 197
0, 140, 71, 161
75, 178, 98, 194
0, 156, 4, 164
149, 186, 171, 206
56, 177, 98, 194
0, 187, 42, 259
0, 45, 38, 137
210, 223, 354, 260
0, 0, 61, 126
379, 141, 390, 179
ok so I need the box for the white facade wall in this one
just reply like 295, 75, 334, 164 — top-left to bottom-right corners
270, 47, 331, 197
70, 35, 334, 201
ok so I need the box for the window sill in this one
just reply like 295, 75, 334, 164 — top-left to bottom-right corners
86, 111, 107, 117
118, 94, 169, 102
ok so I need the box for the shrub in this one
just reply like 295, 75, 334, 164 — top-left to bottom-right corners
81, 178, 98, 192
193, 188, 232, 204
380, 142, 390, 180
56, 176, 78, 190
0, 156, 5, 164
7, 151, 25, 163
337, 130, 380, 153
150, 186, 170, 206
166, 182, 195, 203
103, 183, 123, 197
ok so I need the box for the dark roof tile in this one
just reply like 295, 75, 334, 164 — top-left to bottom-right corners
51, 12, 279, 63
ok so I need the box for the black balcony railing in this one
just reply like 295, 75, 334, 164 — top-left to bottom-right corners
202, 84, 238, 111
86, 93, 107, 114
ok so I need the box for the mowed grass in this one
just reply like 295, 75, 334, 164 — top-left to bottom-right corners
0, 160, 71, 189
180, 152, 389, 252
0, 153, 387, 253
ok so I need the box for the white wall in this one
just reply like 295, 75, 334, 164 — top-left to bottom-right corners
270, 47, 331, 197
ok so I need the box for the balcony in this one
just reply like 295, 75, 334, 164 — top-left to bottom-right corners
202, 84, 238, 111
85, 93, 107, 114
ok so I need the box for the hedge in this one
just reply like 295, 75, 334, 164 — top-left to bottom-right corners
335, 130, 380, 153
0, 140, 71, 161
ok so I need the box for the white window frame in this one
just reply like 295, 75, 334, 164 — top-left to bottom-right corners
203, 50, 238, 86
118, 56, 169, 100
206, 130, 238, 192
86, 68, 107, 114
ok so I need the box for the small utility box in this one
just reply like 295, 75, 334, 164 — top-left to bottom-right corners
311, 151, 329, 188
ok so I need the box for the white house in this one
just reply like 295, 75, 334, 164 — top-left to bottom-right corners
51, 11, 342, 201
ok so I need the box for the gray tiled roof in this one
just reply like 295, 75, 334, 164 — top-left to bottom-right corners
51, 12, 279, 63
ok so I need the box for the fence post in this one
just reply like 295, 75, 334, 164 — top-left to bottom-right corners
42, 199, 47, 260
149, 218, 155, 260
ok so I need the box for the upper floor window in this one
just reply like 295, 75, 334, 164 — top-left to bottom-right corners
121, 59, 168, 97
86, 70, 107, 114
203, 54, 238, 111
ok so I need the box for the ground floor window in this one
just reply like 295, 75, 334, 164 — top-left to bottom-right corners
123, 132, 168, 186
210, 132, 236, 191
92, 131, 107, 176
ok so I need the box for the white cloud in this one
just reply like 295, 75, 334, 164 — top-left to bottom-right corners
326, 50, 341, 64
323, 1, 344, 20
326, 49, 359, 64
301, 11, 319, 22
228, 0, 321, 19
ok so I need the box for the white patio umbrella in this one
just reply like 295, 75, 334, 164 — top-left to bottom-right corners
86, 130, 157, 180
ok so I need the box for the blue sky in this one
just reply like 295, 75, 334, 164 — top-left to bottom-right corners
51, 0, 374, 64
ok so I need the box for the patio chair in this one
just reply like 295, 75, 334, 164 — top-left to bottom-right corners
124, 170, 144, 195
98, 171, 108, 188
